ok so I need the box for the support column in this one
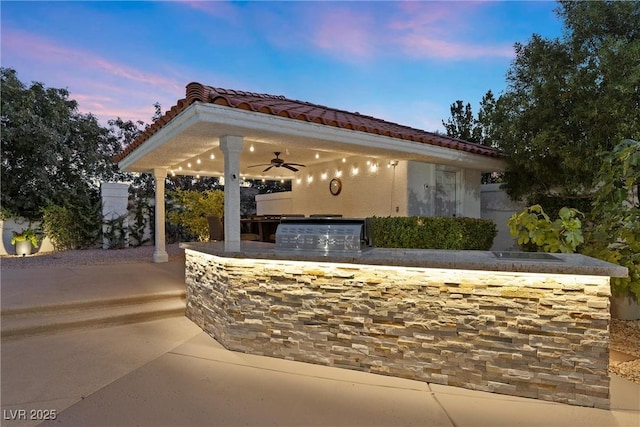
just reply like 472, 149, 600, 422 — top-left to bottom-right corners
153, 168, 169, 262
219, 135, 244, 252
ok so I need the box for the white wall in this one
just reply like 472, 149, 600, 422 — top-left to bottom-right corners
256, 192, 293, 215
255, 158, 485, 219
461, 168, 482, 218
480, 183, 525, 251
407, 161, 436, 216
290, 156, 407, 217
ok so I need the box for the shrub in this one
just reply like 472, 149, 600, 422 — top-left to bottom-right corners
508, 205, 584, 253
369, 216, 497, 250
582, 139, 640, 298
128, 197, 151, 247
167, 189, 224, 241
42, 201, 101, 250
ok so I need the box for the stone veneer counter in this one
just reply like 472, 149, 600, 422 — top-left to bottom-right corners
180, 242, 627, 278
180, 241, 627, 409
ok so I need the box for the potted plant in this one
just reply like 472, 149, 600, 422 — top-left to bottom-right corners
11, 227, 39, 256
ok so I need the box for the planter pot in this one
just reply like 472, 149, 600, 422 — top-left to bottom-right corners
610, 294, 640, 320
14, 240, 33, 257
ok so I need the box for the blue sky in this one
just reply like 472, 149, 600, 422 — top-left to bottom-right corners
1, 1, 563, 132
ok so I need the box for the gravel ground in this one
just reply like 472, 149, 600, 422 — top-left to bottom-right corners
610, 319, 640, 384
0, 243, 185, 269
2, 246, 638, 384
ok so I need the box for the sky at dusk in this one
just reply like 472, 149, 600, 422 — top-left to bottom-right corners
1, 1, 564, 132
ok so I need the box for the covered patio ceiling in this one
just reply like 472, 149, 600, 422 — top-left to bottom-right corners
116, 83, 505, 179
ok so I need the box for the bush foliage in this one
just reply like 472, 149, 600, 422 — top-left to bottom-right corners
369, 216, 497, 250
167, 189, 224, 242
42, 202, 101, 250
583, 139, 640, 298
508, 205, 584, 254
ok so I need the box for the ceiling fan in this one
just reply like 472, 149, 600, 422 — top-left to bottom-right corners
247, 152, 306, 172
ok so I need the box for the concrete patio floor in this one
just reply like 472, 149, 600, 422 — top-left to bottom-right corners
1, 259, 639, 427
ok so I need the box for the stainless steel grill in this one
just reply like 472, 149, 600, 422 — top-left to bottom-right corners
275, 217, 373, 255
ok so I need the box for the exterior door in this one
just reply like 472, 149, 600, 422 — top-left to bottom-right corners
435, 169, 457, 217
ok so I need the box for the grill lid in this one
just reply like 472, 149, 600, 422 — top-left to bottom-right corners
275, 217, 372, 255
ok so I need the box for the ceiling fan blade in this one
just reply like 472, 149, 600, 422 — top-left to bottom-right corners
283, 164, 299, 172
263, 166, 273, 172
247, 164, 271, 168
285, 163, 306, 167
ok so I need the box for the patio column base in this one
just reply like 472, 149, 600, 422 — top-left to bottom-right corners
153, 250, 169, 263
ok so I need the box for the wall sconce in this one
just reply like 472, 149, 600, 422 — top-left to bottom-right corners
321, 172, 328, 180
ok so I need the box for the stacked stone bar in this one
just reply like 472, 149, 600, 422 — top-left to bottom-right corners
185, 249, 611, 409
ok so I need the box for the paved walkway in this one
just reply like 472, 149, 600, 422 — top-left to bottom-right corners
1, 259, 639, 427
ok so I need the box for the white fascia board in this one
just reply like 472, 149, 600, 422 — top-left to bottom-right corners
195, 103, 506, 171
117, 105, 204, 172
119, 102, 505, 173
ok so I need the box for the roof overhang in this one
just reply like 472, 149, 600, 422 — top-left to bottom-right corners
118, 102, 506, 179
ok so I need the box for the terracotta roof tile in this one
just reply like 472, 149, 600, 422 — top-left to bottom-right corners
115, 82, 501, 162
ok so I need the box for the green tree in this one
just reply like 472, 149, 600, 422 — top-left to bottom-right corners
488, 1, 640, 202
1, 68, 122, 220
583, 139, 640, 298
441, 90, 496, 148
442, 91, 500, 183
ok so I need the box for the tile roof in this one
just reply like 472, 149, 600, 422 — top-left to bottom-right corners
115, 82, 501, 162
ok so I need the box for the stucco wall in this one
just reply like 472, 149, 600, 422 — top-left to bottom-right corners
481, 183, 526, 251
255, 158, 484, 219
185, 250, 611, 409
290, 156, 408, 217
255, 192, 294, 215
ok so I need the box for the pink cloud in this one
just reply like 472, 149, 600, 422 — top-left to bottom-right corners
177, 0, 238, 19
2, 29, 185, 124
399, 34, 514, 60
312, 8, 378, 60
307, 2, 513, 62
388, 1, 514, 60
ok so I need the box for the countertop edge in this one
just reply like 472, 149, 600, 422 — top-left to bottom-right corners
180, 242, 628, 278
